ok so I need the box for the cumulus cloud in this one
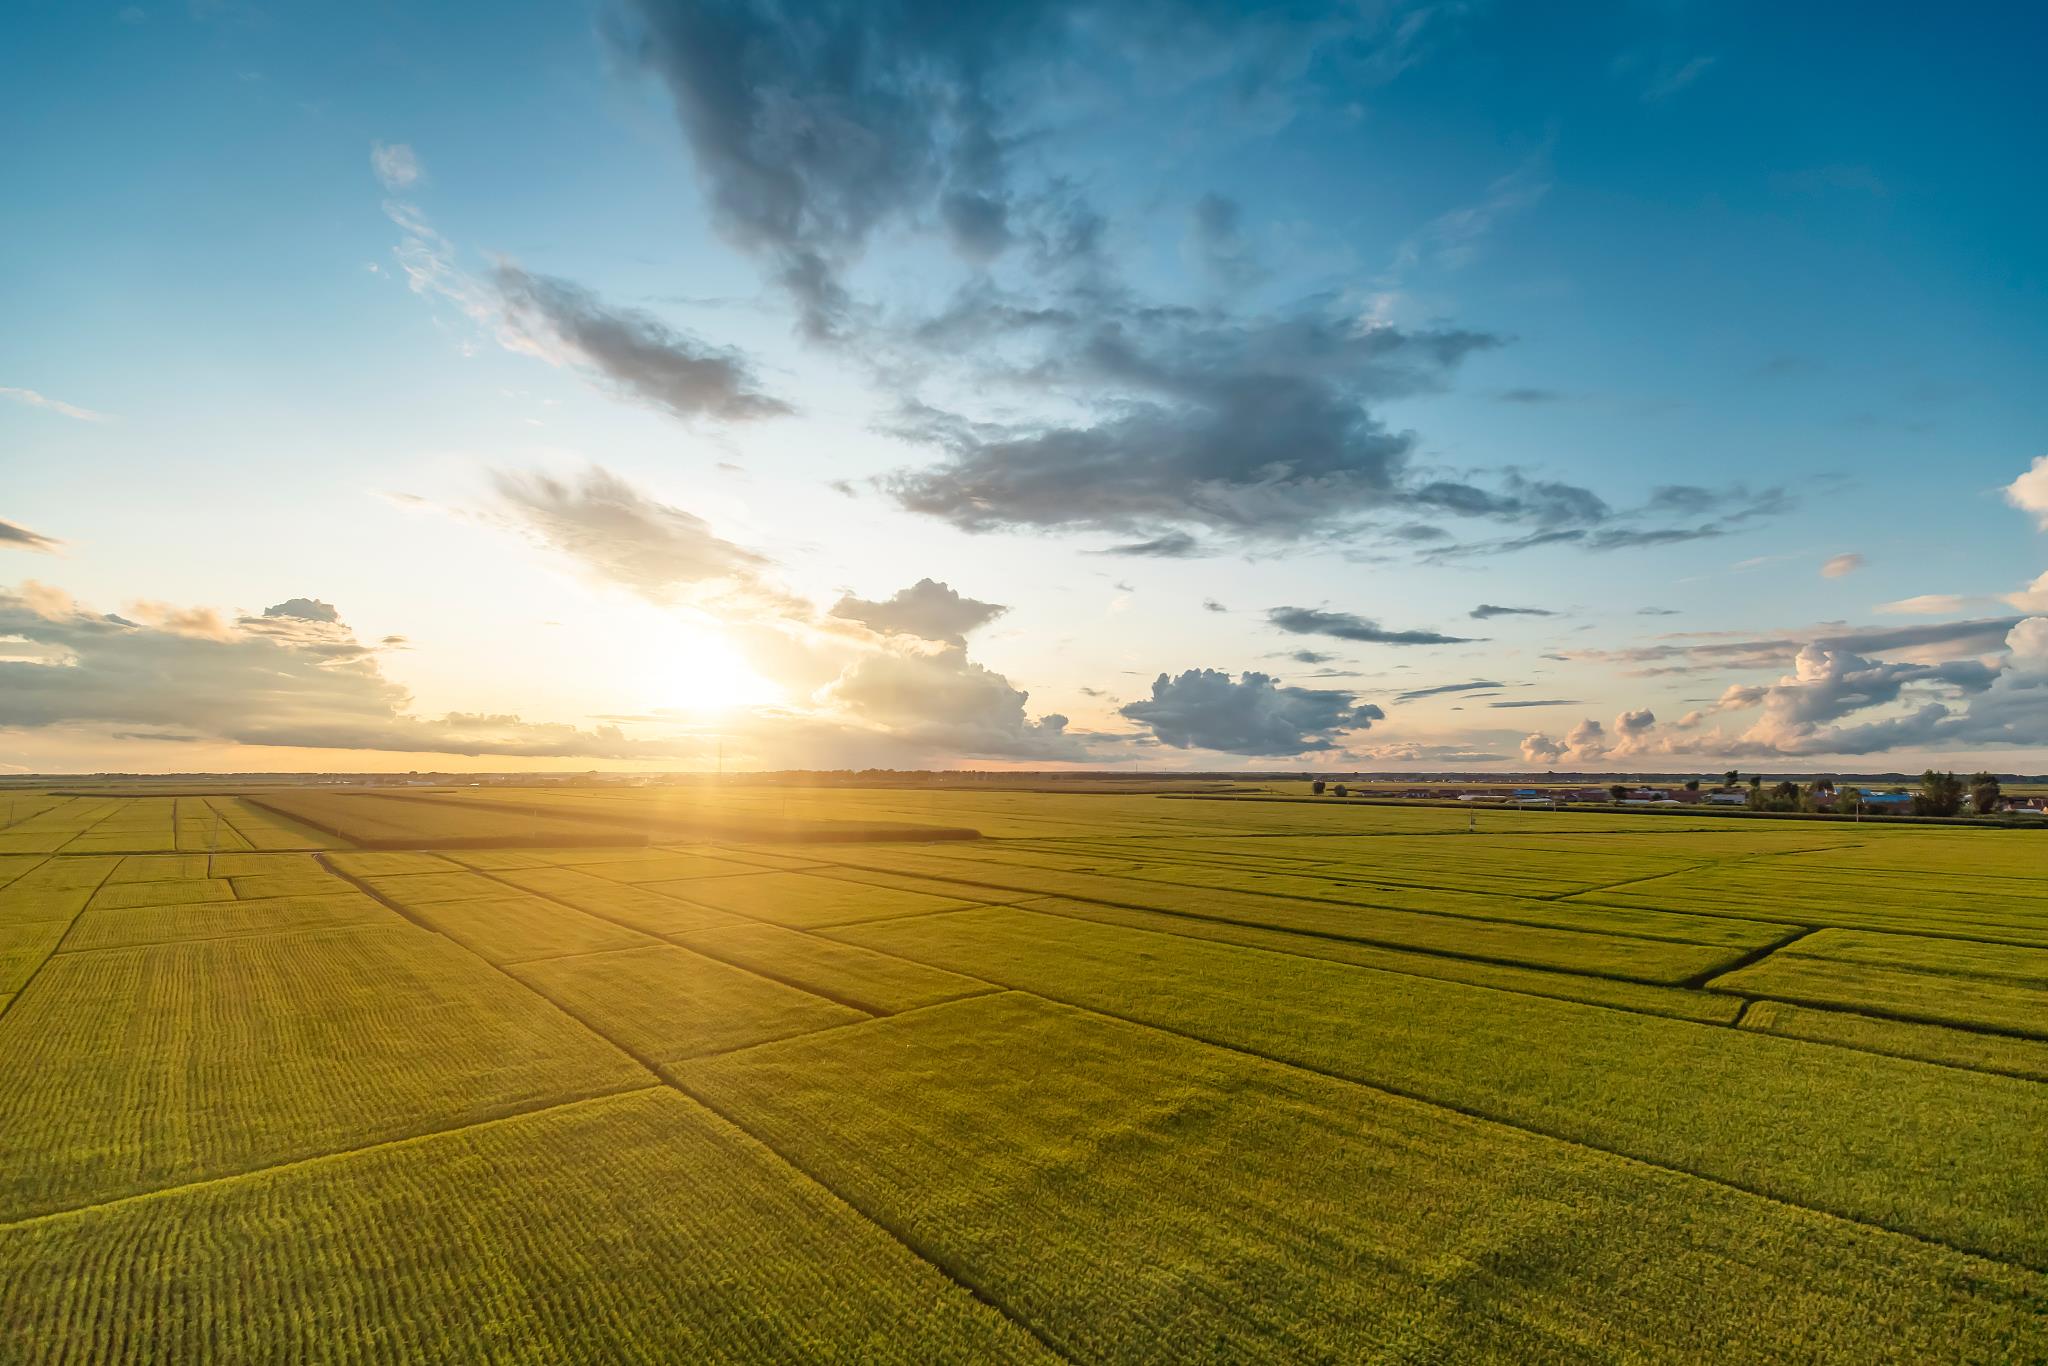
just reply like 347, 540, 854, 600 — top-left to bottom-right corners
2004, 571, 2048, 614
819, 642, 1083, 760
490, 465, 773, 603
1120, 669, 1383, 755
2004, 456, 2048, 530
491, 265, 791, 422
1469, 603, 1555, 620
1268, 606, 1476, 646
370, 141, 422, 191
0, 519, 62, 554
1821, 552, 1865, 579
264, 597, 339, 623
828, 578, 1004, 646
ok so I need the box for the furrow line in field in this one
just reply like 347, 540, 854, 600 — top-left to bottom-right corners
667, 1069, 1080, 1364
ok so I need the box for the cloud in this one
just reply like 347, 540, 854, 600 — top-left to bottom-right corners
1097, 531, 1208, 558
1821, 552, 1865, 579
819, 642, 1084, 760
1490, 698, 1579, 708
608, 1, 1406, 339
1637, 606, 1681, 616
0, 519, 62, 554
829, 578, 1004, 646
2005, 571, 2048, 613
884, 309, 1504, 541
263, 597, 339, 623
0, 585, 680, 759
1469, 603, 1555, 620
1520, 733, 1565, 764
1268, 606, 1476, 646
370, 141, 422, 192
1203, 599, 1228, 613
1284, 649, 1335, 664
2005, 456, 2048, 530
1120, 669, 1383, 755
1641, 55, 1715, 101
1877, 594, 1971, 615
0, 387, 110, 422
1188, 192, 1264, 290
491, 265, 791, 422
490, 465, 772, 603
1496, 388, 1562, 404
1395, 679, 1505, 702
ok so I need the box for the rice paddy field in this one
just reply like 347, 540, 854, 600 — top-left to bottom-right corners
2, 783, 2045, 1361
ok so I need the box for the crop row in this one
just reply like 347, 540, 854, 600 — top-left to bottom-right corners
682, 992, 2048, 1361
827, 905, 2048, 1269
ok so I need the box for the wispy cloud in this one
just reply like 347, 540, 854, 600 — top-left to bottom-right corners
0, 519, 62, 554
1, 387, 111, 423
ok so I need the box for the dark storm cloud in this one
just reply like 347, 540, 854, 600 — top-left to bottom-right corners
492, 265, 791, 421
1469, 603, 1556, 620
1268, 606, 1477, 647
1120, 668, 1383, 755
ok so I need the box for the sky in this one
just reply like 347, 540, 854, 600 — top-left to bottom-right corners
4, 0, 2047, 775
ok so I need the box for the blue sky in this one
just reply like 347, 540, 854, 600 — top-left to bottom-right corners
4, 0, 2046, 773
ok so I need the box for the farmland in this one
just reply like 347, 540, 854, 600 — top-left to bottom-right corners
0, 785, 2044, 1361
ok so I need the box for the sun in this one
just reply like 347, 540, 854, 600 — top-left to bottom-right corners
635, 626, 780, 714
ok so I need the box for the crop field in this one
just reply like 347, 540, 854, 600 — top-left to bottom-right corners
1, 785, 2044, 1361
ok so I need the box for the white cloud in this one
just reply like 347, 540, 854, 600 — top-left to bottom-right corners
1877, 594, 1970, 615
2004, 455, 2048, 530
0, 387, 110, 423
1820, 552, 1865, 579
2005, 570, 2048, 613
371, 141, 422, 192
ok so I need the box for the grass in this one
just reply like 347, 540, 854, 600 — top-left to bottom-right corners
672, 921, 994, 1015
8, 784, 2048, 1357
683, 992, 2048, 1362
1710, 955, 2048, 1039
650, 870, 980, 931
506, 943, 866, 1070
832, 904, 2048, 1268
1741, 1000, 2048, 1083
58, 892, 393, 953
0, 922, 649, 1219
0, 1089, 1047, 1364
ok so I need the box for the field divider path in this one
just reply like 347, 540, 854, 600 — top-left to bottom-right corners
0, 1084, 661, 1233
799, 852, 1748, 990
5, 856, 124, 1022
667, 1055, 1080, 1364
376, 856, 1072, 1361
890, 978, 2041, 1277
805, 847, 1783, 957
1004, 898, 1739, 1029
1681, 925, 1820, 990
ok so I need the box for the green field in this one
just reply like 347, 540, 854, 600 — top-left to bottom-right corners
2, 784, 2045, 1360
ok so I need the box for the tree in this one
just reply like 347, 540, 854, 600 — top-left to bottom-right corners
1914, 769, 1965, 817
1839, 785, 1865, 815
1969, 771, 2002, 814
1608, 783, 1629, 802
1683, 778, 1700, 792
1724, 769, 1740, 789
1749, 773, 1763, 789
1311, 780, 1326, 796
